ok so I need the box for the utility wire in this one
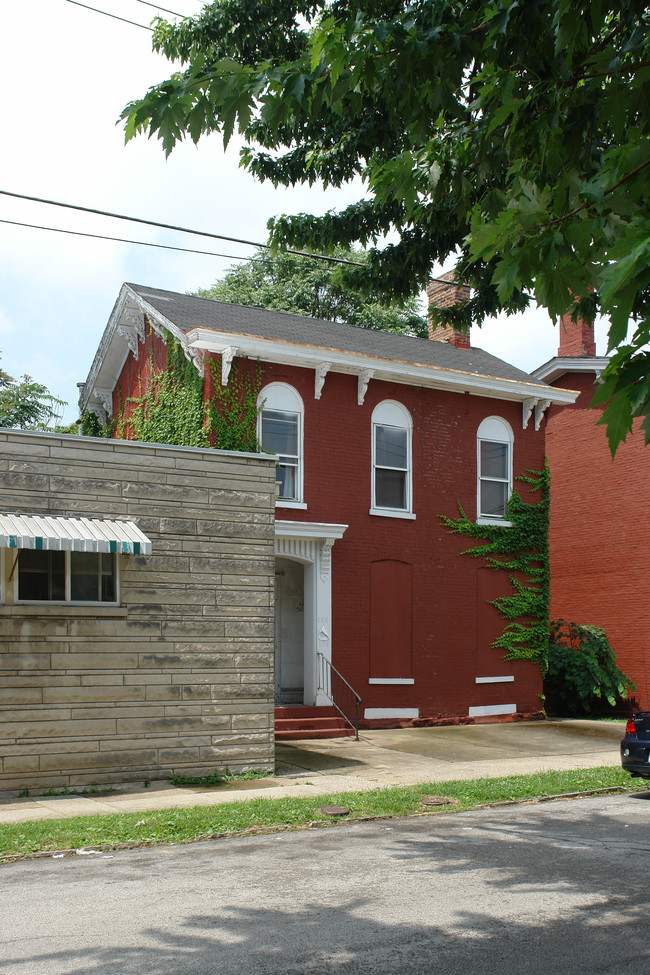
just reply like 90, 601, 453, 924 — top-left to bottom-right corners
0, 190, 364, 267
133, 0, 186, 17
64, 0, 152, 30
0, 218, 259, 263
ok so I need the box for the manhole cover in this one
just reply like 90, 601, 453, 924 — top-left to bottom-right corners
320, 804, 350, 817
420, 795, 456, 807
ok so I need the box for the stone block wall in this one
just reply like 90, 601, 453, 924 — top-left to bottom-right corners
0, 430, 276, 795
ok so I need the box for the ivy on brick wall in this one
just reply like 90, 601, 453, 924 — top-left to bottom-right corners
117, 332, 209, 448
91, 330, 263, 452
440, 467, 551, 671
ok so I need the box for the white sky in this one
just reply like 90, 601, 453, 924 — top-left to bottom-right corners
0, 0, 608, 424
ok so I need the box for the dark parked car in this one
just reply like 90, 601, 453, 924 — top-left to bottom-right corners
621, 712, 650, 778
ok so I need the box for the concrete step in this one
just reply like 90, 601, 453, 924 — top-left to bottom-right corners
274, 706, 354, 740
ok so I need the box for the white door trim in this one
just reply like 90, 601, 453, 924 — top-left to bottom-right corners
274, 521, 347, 706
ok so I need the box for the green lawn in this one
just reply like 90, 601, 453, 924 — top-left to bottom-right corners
1, 766, 645, 861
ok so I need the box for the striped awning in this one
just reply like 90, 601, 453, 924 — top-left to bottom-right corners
0, 513, 152, 555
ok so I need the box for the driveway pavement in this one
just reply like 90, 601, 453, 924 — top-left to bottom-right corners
0, 719, 626, 825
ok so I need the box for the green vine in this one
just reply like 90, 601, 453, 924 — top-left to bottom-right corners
123, 331, 209, 447
88, 332, 263, 453
440, 467, 551, 671
208, 358, 263, 452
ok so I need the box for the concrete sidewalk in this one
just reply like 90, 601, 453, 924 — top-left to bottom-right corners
0, 719, 626, 826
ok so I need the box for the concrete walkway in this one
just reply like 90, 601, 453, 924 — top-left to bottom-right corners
0, 719, 626, 826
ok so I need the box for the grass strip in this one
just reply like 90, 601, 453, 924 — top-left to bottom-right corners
1, 766, 645, 860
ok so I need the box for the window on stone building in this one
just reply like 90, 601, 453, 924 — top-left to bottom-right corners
17, 550, 117, 603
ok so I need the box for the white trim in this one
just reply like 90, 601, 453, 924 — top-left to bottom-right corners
475, 676, 515, 684
368, 678, 415, 685
276, 500, 308, 510
187, 326, 579, 405
372, 400, 413, 516
275, 521, 347, 540
369, 508, 416, 520
469, 704, 516, 717
258, 382, 304, 505
274, 523, 347, 707
16, 550, 120, 606
531, 356, 609, 385
477, 416, 513, 522
364, 708, 419, 719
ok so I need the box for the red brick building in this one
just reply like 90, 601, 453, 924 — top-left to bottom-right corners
81, 282, 575, 726
533, 317, 650, 710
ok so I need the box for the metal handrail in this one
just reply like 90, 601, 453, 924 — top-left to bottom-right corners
316, 652, 361, 740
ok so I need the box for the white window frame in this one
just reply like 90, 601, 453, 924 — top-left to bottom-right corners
257, 382, 306, 509
15, 550, 120, 605
370, 400, 415, 520
477, 416, 514, 525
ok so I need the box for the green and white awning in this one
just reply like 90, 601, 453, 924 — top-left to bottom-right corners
0, 513, 152, 555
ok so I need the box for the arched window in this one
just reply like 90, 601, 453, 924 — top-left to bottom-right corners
257, 383, 304, 505
371, 400, 414, 518
477, 416, 514, 522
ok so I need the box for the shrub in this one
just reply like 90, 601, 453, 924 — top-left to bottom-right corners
544, 619, 635, 715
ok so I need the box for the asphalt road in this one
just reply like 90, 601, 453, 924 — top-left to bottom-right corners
2, 792, 649, 975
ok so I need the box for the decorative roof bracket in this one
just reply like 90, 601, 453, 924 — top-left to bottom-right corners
314, 362, 331, 400
534, 399, 551, 431
522, 398, 536, 429
221, 346, 237, 386
358, 369, 374, 406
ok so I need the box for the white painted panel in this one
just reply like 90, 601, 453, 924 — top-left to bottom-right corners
475, 676, 515, 684
364, 708, 419, 719
368, 678, 415, 685
468, 704, 516, 717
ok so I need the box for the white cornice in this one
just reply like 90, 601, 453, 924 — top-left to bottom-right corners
188, 327, 578, 407
531, 356, 609, 385
274, 520, 348, 540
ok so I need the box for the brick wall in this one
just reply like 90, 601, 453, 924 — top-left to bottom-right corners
546, 374, 650, 709
0, 431, 276, 795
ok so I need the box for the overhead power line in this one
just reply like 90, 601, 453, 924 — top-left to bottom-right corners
0, 190, 364, 267
0, 218, 262, 263
133, 0, 186, 17
64, 0, 153, 31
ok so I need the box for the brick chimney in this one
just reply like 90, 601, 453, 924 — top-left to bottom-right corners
558, 308, 596, 357
427, 271, 471, 348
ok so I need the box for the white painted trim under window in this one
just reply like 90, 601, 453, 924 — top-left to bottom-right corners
368, 677, 415, 685
276, 500, 308, 510
364, 708, 419, 719
368, 507, 416, 520
468, 704, 516, 717
475, 676, 515, 684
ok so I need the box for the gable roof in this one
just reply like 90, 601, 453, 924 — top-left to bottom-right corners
129, 283, 532, 384
80, 283, 578, 421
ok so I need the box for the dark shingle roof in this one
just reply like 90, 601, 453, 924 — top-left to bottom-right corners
128, 283, 533, 384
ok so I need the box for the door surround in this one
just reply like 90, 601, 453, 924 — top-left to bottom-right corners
274, 520, 347, 706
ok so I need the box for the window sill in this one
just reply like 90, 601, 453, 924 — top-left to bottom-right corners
0, 605, 127, 618
368, 677, 415, 685
369, 507, 416, 520
276, 500, 308, 510
476, 517, 512, 528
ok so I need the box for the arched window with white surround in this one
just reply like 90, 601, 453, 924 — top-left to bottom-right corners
370, 400, 414, 519
257, 383, 305, 506
477, 416, 514, 522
